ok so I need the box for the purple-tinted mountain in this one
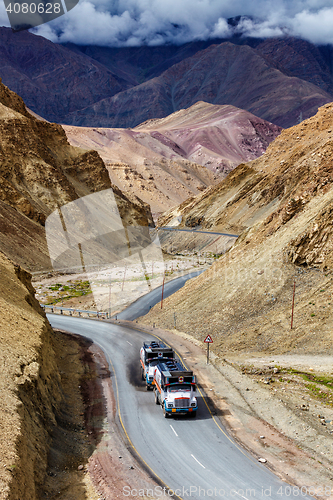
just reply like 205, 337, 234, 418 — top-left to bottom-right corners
65, 42, 332, 129
0, 27, 130, 123
253, 38, 333, 96
64, 40, 224, 86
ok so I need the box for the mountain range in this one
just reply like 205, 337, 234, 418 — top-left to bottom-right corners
1, 27, 333, 128
64, 101, 281, 214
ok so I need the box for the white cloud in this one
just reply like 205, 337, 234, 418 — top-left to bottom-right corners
26, 0, 333, 46
291, 8, 333, 45
211, 18, 232, 39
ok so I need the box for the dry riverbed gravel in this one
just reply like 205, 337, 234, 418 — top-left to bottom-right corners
32, 256, 210, 314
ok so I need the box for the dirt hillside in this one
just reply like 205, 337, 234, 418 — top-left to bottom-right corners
0, 252, 64, 499
142, 103, 333, 355
0, 79, 152, 272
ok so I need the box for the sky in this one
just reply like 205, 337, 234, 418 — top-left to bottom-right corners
1, 0, 333, 46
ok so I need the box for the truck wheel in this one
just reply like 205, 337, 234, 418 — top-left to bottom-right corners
154, 390, 159, 405
190, 411, 197, 418
163, 407, 170, 419
141, 368, 144, 381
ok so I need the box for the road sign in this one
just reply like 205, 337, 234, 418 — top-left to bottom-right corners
204, 335, 213, 343
204, 335, 213, 364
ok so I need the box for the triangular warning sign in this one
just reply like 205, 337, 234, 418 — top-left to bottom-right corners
204, 335, 213, 343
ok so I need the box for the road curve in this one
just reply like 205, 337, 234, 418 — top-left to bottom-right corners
116, 269, 204, 321
48, 280, 299, 500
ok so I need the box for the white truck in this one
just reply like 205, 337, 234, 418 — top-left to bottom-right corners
153, 359, 198, 418
140, 341, 174, 389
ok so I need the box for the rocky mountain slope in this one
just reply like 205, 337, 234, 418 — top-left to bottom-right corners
0, 80, 152, 272
253, 37, 333, 96
1, 28, 333, 129
142, 103, 333, 355
0, 252, 101, 499
64, 102, 281, 214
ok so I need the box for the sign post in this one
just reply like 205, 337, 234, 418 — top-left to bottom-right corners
204, 335, 213, 364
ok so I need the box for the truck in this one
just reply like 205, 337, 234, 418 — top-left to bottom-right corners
153, 359, 198, 418
140, 341, 175, 389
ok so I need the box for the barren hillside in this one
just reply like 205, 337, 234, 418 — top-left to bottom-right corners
0, 80, 152, 271
0, 253, 63, 498
64, 102, 281, 214
142, 103, 333, 355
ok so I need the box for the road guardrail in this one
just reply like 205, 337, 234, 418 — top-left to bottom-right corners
40, 304, 109, 319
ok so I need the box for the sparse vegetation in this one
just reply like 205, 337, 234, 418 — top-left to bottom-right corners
45, 280, 92, 304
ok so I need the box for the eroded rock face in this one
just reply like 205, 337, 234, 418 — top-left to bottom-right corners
0, 252, 63, 499
0, 80, 110, 225
287, 205, 333, 269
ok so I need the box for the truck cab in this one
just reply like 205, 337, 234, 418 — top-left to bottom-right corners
140, 341, 174, 389
153, 360, 198, 418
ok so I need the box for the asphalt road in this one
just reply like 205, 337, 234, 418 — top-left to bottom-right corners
115, 269, 204, 321
158, 227, 239, 238
48, 277, 299, 500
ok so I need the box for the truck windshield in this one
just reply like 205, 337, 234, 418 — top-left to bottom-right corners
168, 384, 191, 392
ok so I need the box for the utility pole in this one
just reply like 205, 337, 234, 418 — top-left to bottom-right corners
122, 265, 127, 291
161, 271, 165, 309
291, 279, 296, 329
108, 273, 111, 319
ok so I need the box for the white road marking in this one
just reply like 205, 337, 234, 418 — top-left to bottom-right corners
170, 425, 178, 437
126, 341, 133, 345
191, 454, 205, 469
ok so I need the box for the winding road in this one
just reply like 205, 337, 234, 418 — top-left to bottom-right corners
157, 227, 239, 238
48, 274, 297, 500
